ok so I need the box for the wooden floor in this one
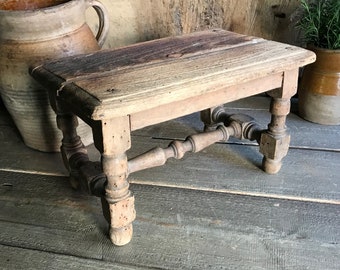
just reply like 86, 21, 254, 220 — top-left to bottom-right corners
1, 96, 339, 270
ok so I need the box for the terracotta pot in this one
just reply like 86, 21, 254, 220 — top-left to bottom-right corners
298, 46, 340, 125
0, 0, 68, 10
0, 0, 109, 151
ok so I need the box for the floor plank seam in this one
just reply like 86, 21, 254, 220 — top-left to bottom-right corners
289, 145, 340, 152
0, 168, 65, 177
0, 219, 80, 233
129, 181, 340, 205
0, 242, 88, 259
0, 243, 170, 270
1, 168, 339, 205
150, 137, 340, 152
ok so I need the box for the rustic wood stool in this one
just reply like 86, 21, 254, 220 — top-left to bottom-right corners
31, 29, 315, 246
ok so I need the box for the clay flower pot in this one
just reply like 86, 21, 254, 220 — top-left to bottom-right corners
298, 46, 340, 125
0, 0, 109, 151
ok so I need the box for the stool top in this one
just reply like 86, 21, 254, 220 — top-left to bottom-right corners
31, 29, 315, 120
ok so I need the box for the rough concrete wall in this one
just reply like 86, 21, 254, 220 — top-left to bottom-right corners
86, 0, 301, 49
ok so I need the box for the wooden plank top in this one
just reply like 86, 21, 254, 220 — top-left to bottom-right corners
31, 29, 315, 120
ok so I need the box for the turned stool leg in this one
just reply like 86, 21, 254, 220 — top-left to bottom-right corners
260, 69, 299, 174
201, 106, 223, 131
53, 99, 89, 189
259, 98, 291, 174
93, 117, 136, 246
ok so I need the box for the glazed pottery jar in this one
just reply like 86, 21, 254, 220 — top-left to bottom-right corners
0, 0, 109, 151
299, 47, 340, 125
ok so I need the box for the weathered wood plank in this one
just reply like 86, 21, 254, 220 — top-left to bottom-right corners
4, 218, 337, 270
1, 171, 339, 269
0, 114, 67, 176
129, 139, 340, 203
0, 220, 105, 260
1, 128, 339, 203
0, 245, 146, 270
41, 30, 258, 80
1, 111, 339, 203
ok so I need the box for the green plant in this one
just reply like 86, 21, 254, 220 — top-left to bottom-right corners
298, 0, 340, 49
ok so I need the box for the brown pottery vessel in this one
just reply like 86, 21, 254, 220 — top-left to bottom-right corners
299, 46, 340, 125
0, 0, 109, 151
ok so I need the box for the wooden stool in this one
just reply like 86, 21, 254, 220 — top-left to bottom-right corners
31, 29, 315, 246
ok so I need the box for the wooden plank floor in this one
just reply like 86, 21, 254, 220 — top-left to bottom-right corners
1, 96, 339, 269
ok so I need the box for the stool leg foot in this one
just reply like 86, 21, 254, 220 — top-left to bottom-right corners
262, 157, 282, 175
94, 117, 135, 246
105, 187, 135, 246
110, 217, 134, 246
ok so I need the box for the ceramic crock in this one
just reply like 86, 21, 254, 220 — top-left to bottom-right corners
299, 46, 340, 125
0, 0, 109, 151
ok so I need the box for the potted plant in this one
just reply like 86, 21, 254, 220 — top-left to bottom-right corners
297, 0, 340, 125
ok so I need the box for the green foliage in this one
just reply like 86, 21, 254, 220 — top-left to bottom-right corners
298, 0, 340, 49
